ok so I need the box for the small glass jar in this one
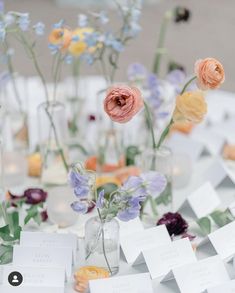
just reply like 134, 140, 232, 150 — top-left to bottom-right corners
37, 101, 69, 185
141, 146, 173, 219
84, 216, 120, 276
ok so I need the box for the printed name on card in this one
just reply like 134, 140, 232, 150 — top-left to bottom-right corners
13, 245, 72, 278
187, 182, 221, 218
120, 225, 171, 264
172, 256, 230, 293
208, 221, 235, 261
89, 273, 153, 293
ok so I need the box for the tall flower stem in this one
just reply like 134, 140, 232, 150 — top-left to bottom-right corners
152, 11, 172, 75
19, 33, 68, 172
156, 75, 197, 149
144, 101, 157, 150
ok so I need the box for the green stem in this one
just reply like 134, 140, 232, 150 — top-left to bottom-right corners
144, 101, 157, 150
156, 75, 197, 149
152, 11, 172, 75
180, 76, 197, 95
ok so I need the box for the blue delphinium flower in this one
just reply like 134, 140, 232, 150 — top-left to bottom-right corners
127, 63, 147, 82
33, 22, 45, 36
78, 14, 88, 27
71, 201, 88, 214
48, 44, 60, 55
53, 19, 64, 29
18, 13, 30, 31
68, 169, 90, 198
64, 55, 73, 64
84, 31, 99, 48
98, 11, 109, 25
81, 53, 94, 65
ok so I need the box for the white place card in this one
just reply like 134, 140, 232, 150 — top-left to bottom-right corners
173, 256, 230, 293
187, 182, 221, 218
20, 231, 77, 261
203, 160, 235, 188
0, 285, 64, 293
89, 273, 153, 293
13, 245, 72, 277
166, 132, 204, 162
118, 217, 144, 239
2, 265, 65, 288
142, 238, 196, 280
190, 127, 225, 156
120, 225, 171, 264
207, 280, 235, 293
208, 221, 235, 261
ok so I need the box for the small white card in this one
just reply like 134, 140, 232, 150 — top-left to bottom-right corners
0, 285, 64, 293
207, 280, 235, 293
142, 238, 196, 280
187, 182, 221, 218
13, 245, 72, 277
20, 231, 77, 261
208, 221, 235, 261
173, 256, 230, 293
120, 225, 171, 264
118, 217, 144, 239
89, 273, 153, 293
2, 265, 65, 288
203, 160, 235, 188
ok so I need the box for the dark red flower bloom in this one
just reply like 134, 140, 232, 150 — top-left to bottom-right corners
157, 212, 188, 236
41, 210, 48, 222
24, 188, 47, 205
174, 7, 191, 23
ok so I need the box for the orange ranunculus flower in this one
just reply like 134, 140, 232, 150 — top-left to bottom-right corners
195, 57, 225, 90
74, 266, 109, 293
113, 166, 141, 184
170, 121, 194, 135
173, 91, 207, 123
48, 27, 72, 50
104, 85, 144, 123
223, 144, 235, 161
96, 176, 121, 187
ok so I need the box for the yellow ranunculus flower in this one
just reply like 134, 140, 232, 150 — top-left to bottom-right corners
69, 27, 97, 56
173, 91, 207, 124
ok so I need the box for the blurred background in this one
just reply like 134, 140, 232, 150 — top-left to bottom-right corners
3, 0, 233, 90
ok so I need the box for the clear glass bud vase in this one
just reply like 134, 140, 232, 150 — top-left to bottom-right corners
85, 216, 120, 276
38, 101, 69, 185
142, 146, 173, 220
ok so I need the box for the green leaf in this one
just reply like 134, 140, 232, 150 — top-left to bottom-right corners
0, 245, 13, 264
0, 225, 14, 241
197, 217, 211, 235
210, 210, 233, 227
125, 146, 140, 166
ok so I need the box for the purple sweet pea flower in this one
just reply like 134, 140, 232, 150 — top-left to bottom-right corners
68, 170, 89, 198
71, 200, 88, 214
127, 63, 147, 81
96, 190, 105, 209
140, 171, 167, 198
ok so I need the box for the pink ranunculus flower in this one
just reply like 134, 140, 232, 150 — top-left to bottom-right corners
104, 85, 144, 123
195, 57, 225, 90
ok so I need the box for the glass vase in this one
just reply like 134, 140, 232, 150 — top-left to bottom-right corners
37, 101, 69, 186
141, 146, 173, 221
84, 216, 120, 276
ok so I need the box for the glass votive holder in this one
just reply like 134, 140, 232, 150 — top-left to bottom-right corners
172, 153, 192, 189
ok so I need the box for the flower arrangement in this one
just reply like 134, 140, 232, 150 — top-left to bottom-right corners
69, 162, 166, 274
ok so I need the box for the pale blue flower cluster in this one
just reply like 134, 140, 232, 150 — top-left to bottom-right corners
69, 164, 166, 222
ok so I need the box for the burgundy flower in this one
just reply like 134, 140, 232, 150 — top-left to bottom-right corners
157, 212, 188, 236
41, 210, 48, 222
24, 188, 47, 205
87, 201, 96, 213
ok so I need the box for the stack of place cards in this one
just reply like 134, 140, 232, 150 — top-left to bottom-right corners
142, 238, 196, 280
0, 265, 65, 293
120, 225, 171, 264
172, 256, 230, 293
208, 221, 235, 262
89, 273, 153, 293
